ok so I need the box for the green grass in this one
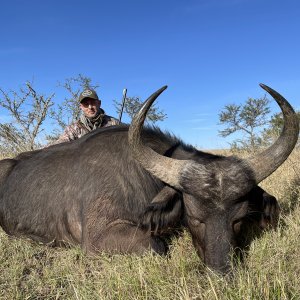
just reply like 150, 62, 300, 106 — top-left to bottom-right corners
0, 149, 299, 299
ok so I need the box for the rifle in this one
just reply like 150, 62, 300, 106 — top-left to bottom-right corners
118, 88, 127, 124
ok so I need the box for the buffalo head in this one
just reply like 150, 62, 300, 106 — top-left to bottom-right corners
128, 84, 299, 273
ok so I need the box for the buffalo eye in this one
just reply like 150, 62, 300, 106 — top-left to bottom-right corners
188, 218, 206, 241
189, 217, 201, 227
233, 219, 243, 234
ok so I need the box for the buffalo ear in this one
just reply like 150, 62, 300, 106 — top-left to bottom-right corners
140, 186, 182, 235
259, 192, 280, 229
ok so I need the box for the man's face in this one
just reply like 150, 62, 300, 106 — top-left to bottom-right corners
80, 98, 101, 118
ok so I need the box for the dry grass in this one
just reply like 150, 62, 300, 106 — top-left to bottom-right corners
0, 149, 299, 299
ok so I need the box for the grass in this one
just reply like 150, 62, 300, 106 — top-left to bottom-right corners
0, 149, 299, 299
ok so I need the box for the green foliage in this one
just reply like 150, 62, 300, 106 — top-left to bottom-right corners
262, 111, 300, 147
113, 95, 167, 124
219, 96, 271, 152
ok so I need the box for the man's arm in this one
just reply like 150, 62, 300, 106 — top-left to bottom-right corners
48, 122, 82, 146
102, 115, 124, 127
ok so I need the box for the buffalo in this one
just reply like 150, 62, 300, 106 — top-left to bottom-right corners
0, 84, 298, 274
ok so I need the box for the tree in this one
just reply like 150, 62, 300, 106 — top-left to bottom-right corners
50, 74, 99, 131
0, 82, 54, 155
0, 75, 167, 155
46, 74, 99, 142
219, 96, 270, 152
261, 111, 300, 147
0, 74, 98, 152
113, 95, 167, 124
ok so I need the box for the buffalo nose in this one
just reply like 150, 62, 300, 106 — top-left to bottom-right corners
207, 263, 232, 275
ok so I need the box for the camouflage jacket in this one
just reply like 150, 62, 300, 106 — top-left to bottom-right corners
53, 113, 119, 145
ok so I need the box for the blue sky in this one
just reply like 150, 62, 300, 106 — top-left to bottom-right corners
0, 0, 299, 149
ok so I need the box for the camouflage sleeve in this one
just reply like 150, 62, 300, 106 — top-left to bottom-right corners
109, 117, 120, 126
102, 115, 121, 127
52, 123, 81, 145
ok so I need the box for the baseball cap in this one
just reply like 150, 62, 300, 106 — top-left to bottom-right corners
78, 88, 99, 103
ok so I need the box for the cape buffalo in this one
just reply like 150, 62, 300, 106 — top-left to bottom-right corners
0, 84, 298, 274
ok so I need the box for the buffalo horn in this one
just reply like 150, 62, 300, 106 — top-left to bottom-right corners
128, 84, 299, 188
128, 86, 189, 190
247, 84, 299, 183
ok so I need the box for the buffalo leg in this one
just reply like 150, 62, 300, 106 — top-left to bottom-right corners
83, 220, 167, 255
